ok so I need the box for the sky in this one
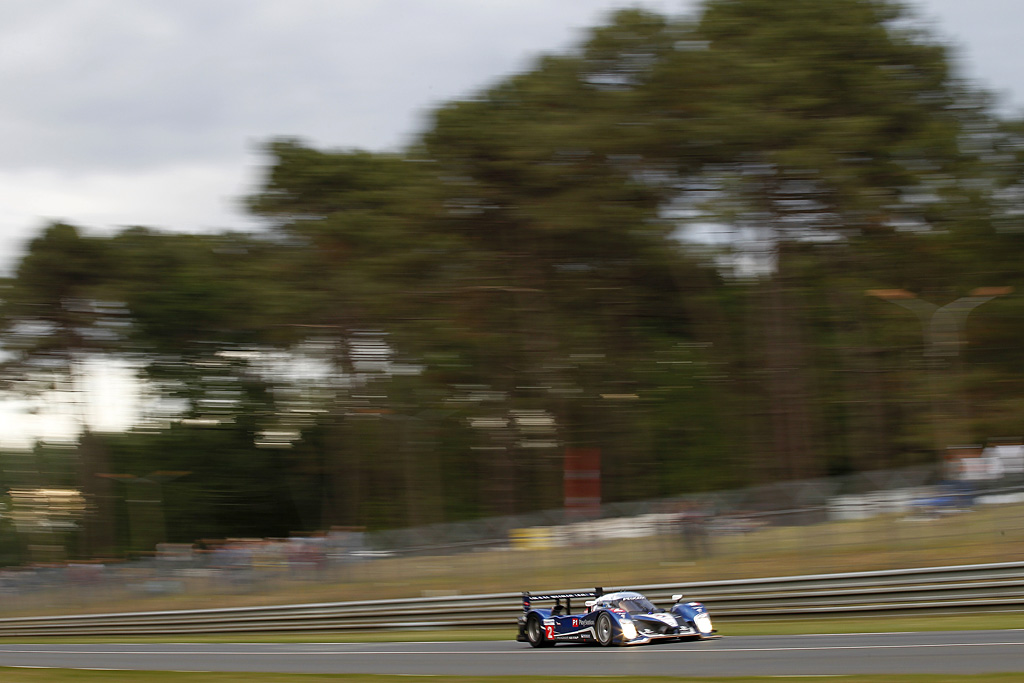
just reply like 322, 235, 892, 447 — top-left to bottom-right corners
0, 0, 1022, 446
1, 0, 1023, 277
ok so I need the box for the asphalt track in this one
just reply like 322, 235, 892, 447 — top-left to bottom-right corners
1, 631, 1023, 676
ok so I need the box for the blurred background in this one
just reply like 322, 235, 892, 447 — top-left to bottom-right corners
2, 0, 1024, 610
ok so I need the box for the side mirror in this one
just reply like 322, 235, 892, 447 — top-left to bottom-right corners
671, 594, 683, 603
584, 600, 596, 612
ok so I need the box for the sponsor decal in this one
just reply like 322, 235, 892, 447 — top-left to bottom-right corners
528, 591, 598, 601
647, 612, 678, 628
551, 619, 599, 642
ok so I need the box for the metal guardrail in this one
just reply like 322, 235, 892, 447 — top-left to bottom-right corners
2, 561, 1024, 637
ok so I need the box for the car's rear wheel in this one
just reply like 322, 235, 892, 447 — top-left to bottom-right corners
596, 612, 614, 646
526, 613, 552, 648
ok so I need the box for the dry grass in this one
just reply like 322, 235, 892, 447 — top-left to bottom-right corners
7, 501, 1024, 617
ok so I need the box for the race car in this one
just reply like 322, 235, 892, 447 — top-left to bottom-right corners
516, 586, 715, 647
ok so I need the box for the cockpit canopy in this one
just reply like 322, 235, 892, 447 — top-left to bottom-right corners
597, 591, 659, 614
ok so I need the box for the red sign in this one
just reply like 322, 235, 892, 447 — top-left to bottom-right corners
564, 448, 600, 516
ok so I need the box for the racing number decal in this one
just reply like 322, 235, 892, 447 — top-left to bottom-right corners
545, 624, 555, 640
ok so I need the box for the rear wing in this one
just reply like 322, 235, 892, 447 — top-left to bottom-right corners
522, 587, 603, 613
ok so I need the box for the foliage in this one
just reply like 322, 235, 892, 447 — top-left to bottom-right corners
1, 0, 1023, 561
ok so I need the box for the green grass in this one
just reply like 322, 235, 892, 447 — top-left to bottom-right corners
1, 613, 1022, 645
724, 612, 1024, 636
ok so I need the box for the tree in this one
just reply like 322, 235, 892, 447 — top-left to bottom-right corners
662, 0, 982, 475
4, 0, 1022, 556
0, 223, 123, 558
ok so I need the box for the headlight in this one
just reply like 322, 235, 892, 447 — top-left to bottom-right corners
694, 613, 713, 633
621, 621, 638, 640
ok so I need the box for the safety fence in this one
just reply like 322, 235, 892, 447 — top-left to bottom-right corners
1, 561, 1023, 637
4, 464, 1024, 616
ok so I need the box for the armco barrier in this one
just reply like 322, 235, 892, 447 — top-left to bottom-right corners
2, 561, 1024, 637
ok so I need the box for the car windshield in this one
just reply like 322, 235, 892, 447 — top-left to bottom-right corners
617, 597, 657, 614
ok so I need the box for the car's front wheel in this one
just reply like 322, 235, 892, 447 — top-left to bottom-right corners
596, 612, 614, 646
526, 613, 553, 648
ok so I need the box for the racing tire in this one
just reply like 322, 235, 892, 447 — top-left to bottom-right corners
595, 612, 615, 647
526, 613, 553, 648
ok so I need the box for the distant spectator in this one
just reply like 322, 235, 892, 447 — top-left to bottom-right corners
945, 445, 985, 507
677, 502, 711, 558
978, 445, 1005, 483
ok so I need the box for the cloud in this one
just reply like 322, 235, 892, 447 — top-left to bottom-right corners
2, 0, 1019, 276
0, 161, 259, 233
910, 0, 1024, 114
2, 0, 678, 172
0, 358, 139, 448
1, 0, 1021, 442
1, 0, 687, 272
0, 160, 266, 276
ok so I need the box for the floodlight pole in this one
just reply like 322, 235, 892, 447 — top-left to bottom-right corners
98, 471, 190, 554
867, 287, 1011, 452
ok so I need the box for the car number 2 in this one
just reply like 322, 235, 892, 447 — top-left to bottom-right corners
545, 624, 555, 639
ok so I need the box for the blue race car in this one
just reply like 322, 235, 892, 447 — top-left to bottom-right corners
516, 586, 715, 647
